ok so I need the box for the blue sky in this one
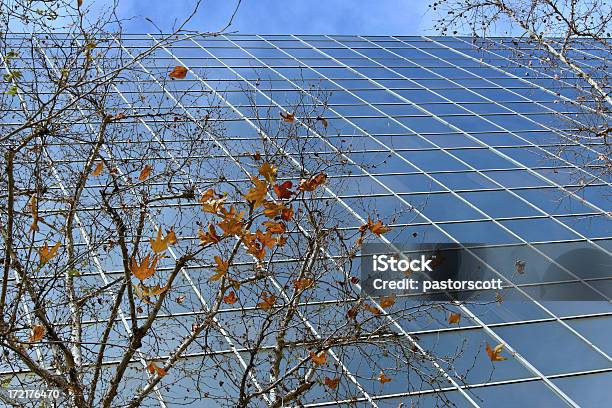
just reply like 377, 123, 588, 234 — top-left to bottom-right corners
112, 0, 437, 35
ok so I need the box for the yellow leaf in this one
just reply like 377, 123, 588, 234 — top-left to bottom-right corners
244, 177, 268, 209
209, 255, 229, 282
258, 162, 277, 184
277, 235, 288, 247
169, 66, 188, 79
309, 351, 327, 366
485, 343, 507, 361
147, 362, 167, 377
448, 312, 461, 324
92, 161, 104, 176
130, 254, 159, 281
29, 324, 45, 342
138, 165, 152, 181
39, 242, 61, 265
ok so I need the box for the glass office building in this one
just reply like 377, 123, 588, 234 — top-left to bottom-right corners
3, 34, 611, 407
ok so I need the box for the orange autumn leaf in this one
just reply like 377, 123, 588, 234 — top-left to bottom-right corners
140, 283, 169, 296
138, 165, 152, 181
258, 162, 277, 184
316, 115, 328, 128
364, 303, 381, 316
209, 255, 229, 282
147, 361, 167, 377
28, 194, 43, 232
379, 294, 396, 309
199, 190, 226, 215
346, 305, 359, 319
200, 188, 215, 203
485, 343, 507, 362
130, 254, 159, 281
223, 290, 238, 305
198, 224, 222, 245
280, 111, 295, 123
165, 227, 177, 245
257, 291, 276, 311
39, 242, 61, 265
262, 221, 285, 234
309, 351, 327, 366
378, 372, 392, 384
244, 177, 268, 209
29, 324, 45, 342
298, 173, 327, 192
218, 206, 245, 236
149, 229, 168, 253
133, 282, 170, 302
92, 161, 104, 176
262, 201, 286, 219
168, 65, 188, 79
256, 230, 276, 250
262, 202, 293, 221
448, 312, 461, 324
276, 235, 288, 247
273, 181, 293, 199
363, 217, 391, 236
324, 376, 339, 389
281, 205, 294, 221
293, 278, 314, 290
243, 231, 264, 259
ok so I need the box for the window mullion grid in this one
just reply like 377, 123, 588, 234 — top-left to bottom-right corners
241, 33, 582, 407
372, 36, 612, 191
192, 33, 482, 406
296, 34, 612, 307
121, 33, 381, 407
446, 36, 611, 123
282, 33, 611, 407
34, 35, 180, 407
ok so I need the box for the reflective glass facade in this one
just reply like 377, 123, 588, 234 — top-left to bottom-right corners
3, 34, 611, 407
